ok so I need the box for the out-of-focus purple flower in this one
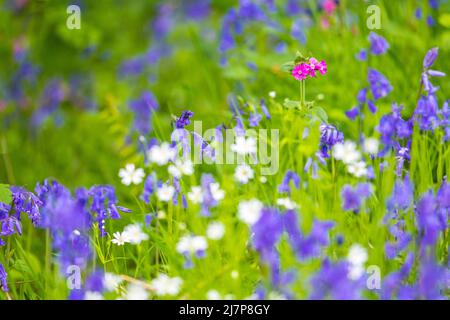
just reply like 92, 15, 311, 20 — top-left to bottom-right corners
183, 0, 211, 21
415, 192, 444, 247
381, 252, 414, 299
355, 49, 367, 61
367, 100, 377, 114
200, 174, 218, 216
249, 112, 262, 127
291, 19, 307, 44
284, 211, 334, 260
239, 0, 266, 21
414, 7, 422, 19
428, 0, 439, 10
0, 263, 8, 292
175, 110, 194, 129
415, 94, 439, 131
141, 174, 155, 204
129, 91, 159, 136
368, 32, 389, 55
310, 259, 364, 299
385, 221, 412, 259
85, 270, 104, 293
345, 106, 359, 120
260, 99, 271, 119
437, 179, 450, 208
277, 170, 300, 194
368, 69, 393, 100
426, 15, 435, 26
31, 79, 65, 127
341, 183, 372, 212
387, 175, 414, 211
357, 88, 367, 105
152, 4, 174, 41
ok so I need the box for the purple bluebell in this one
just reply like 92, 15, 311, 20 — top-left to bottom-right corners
260, 99, 271, 119
175, 110, 194, 129
341, 184, 372, 213
368, 32, 389, 55
277, 170, 300, 194
367, 100, 377, 114
381, 252, 414, 299
387, 175, 414, 211
31, 79, 65, 127
129, 91, 159, 136
385, 221, 412, 259
310, 259, 364, 300
415, 191, 444, 247
141, 174, 155, 204
319, 124, 344, 158
355, 49, 367, 61
437, 178, 450, 208
368, 69, 393, 100
291, 19, 307, 44
423, 47, 438, 69
200, 174, 218, 216
426, 15, 435, 26
345, 106, 359, 120
0, 264, 8, 292
249, 112, 262, 127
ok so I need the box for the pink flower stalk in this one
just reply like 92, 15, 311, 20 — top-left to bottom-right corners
292, 58, 327, 81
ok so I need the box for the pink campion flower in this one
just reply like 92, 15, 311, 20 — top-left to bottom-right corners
322, 0, 337, 15
292, 63, 311, 81
316, 60, 327, 75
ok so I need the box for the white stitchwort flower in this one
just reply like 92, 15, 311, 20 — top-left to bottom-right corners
206, 221, 225, 240
84, 291, 104, 300
104, 273, 123, 292
347, 161, 368, 178
364, 137, 379, 155
118, 164, 145, 186
168, 159, 194, 178
187, 186, 204, 204
234, 164, 254, 184
111, 231, 130, 246
148, 142, 176, 166
269, 91, 276, 98
123, 223, 149, 245
347, 244, 368, 280
176, 235, 208, 255
157, 184, 175, 202
276, 197, 298, 210
206, 289, 222, 300
210, 182, 225, 201
332, 141, 361, 164
230, 136, 257, 155
238, 199, 263, 225
125, 283, 148, 300
151, 274, 183, 296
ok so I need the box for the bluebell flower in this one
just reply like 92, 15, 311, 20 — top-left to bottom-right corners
0, 264, 8, 292
31, 79, 65, 127
381, 252, 414, 299
387, 175, 414, 211
368, 69, 393, 100
129, 91, 159, 136
257, 100, 270, 122
277, 170, 300, 194
368, 32, 389, 55
249, 112, 262, 127
415, 191, 444, 247
310, 259, 364, 299
319, 124, 344, 158
175, 110, 194, 129
341, 183, 372, 212
355, 49, 367, 61
423, 47, 438, 69
345, 107, 359, 120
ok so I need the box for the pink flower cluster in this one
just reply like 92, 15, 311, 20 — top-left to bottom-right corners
292, 58, 327, 81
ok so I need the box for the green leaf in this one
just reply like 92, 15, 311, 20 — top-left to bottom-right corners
0, 183, 12, 204
280, 61, 295, 73
309, 106, 329, 123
